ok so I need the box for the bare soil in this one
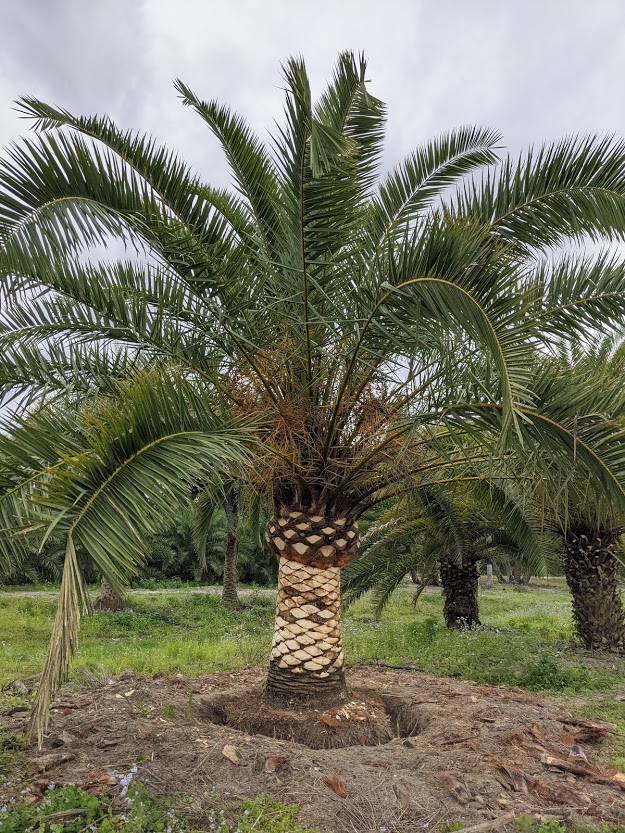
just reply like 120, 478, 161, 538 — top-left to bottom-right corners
198, 685, 426, 749
4, 667, 625, 832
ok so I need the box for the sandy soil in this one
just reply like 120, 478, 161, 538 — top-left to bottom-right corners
3, 667, 625, 832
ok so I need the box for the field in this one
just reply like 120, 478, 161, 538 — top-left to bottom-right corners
1, 581, 622, 694
2, 582, 625, 832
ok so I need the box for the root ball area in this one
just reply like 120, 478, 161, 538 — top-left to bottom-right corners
7, 668, 625, 832
198, 687, 427, 749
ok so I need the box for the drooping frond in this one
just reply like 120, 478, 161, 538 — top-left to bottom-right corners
0, 367, 251, 742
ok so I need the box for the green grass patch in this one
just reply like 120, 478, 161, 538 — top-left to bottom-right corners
0, 782, 321, 833
0, 585, 621, 699
0, 592, 275, 684
344, 587, 619, 693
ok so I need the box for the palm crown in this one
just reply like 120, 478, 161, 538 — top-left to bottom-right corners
4, 53, 625, 510
4, 52, 625, 722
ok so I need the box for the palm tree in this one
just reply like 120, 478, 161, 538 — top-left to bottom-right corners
563, 517, 625, 650
93, 578, 126, 612
490, 555, 533, 586
192, 480, 243, 607
528, 342, 625, 651
3, 52, 625, 713
343, 482, 549, 627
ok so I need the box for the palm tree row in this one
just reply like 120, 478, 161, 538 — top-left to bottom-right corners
3, 53, 625, 741
347, 341, 625, 648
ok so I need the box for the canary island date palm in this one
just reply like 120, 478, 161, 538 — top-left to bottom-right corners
343, 481, 551, 627
4, 53, 625, 708
528, 341, 625, 650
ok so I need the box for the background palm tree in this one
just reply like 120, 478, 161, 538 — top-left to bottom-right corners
343, 482, 549, 626
192, 480, 246, 608
93, 577, 126, 612
3, 53, 625, 719
526, 342, 625, 651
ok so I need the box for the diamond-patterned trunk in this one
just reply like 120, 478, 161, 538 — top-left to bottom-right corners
265, 509, 359, 703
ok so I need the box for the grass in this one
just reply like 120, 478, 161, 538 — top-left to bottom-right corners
1, 583, 622, 695
2, 581, 625, 832
0, 782, 321, 833
0, 591, 274, 683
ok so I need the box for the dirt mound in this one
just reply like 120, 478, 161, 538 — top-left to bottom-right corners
198, 686, 427, 749
4, 667, 625, 832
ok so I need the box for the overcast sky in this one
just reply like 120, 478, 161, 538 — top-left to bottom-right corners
1, 1, 625, 190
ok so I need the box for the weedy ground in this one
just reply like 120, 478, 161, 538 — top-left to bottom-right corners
1, 581, 622, 694
1, 580, 625, 832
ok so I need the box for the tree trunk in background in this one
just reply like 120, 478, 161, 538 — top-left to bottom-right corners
264, 508, 359, 705
563, 524, 625, 651
94, 578, 126, 612
221, 488, 240, 608
440, 555, 481, 629
492, 558, 531, 586
485, 559, 494, 589
509, 560, 532, 586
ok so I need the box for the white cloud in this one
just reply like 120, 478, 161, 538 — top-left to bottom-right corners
1, 0, 625, 182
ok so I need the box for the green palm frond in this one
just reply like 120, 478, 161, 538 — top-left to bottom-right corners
15, 94, 254, 241
315, 51, 386, 194
0, 367, 251, 743
368, 125, 502, 245
454, 134, 625, 251
174, 81, 282, 261
0, 338, 152, 410
536, 252, 625, 339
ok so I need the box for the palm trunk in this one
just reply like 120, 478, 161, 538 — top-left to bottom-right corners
440, 555, 481, 629
221, 489, 239, 608
563, 524, 625, 651
264, 509, 359, 705
94, 578, 125, 612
